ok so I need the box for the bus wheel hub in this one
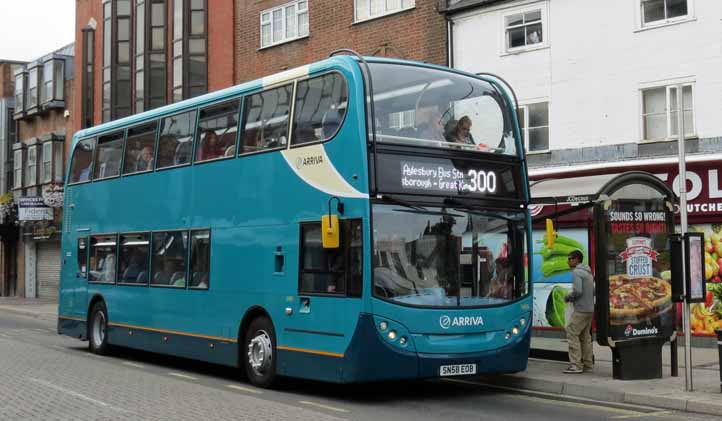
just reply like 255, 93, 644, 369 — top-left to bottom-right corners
248, 330, 272, 372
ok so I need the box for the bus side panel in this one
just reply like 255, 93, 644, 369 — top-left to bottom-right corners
58, 186, 90, 339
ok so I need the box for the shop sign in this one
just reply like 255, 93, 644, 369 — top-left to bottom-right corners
18, 197, 53, 221
655, 165, 722, 216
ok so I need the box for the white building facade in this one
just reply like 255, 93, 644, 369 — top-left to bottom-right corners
444, 0, 722, 163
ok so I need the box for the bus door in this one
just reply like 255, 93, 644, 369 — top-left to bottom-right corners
60, 231, 89, 318
284, 220, 363, 357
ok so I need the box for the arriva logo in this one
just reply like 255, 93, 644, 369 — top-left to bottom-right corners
439, 315, 484, 329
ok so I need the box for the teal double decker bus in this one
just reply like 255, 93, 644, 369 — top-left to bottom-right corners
58, 53, 532, 387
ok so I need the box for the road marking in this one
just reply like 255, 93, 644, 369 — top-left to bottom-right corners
122, 362, 145, 369
167, 372, 198, 381
226, 384, 263, 395
31, 328, 48, 333
611, 411, 672, 419
28, 378, 130, 413
299, 400, 349, 413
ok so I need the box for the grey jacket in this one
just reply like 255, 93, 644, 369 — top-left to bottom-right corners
567, 264, 595, 313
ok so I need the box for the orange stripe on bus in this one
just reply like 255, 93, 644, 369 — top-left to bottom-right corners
58, 316, 86, 322
108, 322, 237, 343
277, 345, 344, 358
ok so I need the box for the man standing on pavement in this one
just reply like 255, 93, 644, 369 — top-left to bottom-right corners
564, 249, 595, 374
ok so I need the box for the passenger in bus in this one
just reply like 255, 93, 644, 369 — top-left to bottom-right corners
135, 146, 154, 171
73, 151, 92, 181
415, 104, 444, 140
197, 130, 224, 161
487, 256, 512, 300
120, 252, 145, 283
445, 116, 492, 151
157, 136, 176, 167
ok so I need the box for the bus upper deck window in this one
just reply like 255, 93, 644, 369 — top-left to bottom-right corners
195, 100, 240, 162
69, 138, 96, 183
94, 131, 125, 180
239, 84, 292, 154
124, 122, 158, 174
157, 110, 197, 169
292, 73, 348, 146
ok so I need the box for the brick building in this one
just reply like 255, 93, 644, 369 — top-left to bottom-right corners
234, 0, 448, 82
0, 60, 25, 297
10, 45, 75, 299
72, 0, 235, 136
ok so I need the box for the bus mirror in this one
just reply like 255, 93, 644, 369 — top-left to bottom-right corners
322, 215, 340, 249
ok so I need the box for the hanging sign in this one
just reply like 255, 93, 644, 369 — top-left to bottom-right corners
18, 197, 53, 221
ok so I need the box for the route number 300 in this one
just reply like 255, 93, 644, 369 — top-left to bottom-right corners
466, 170, 497, 193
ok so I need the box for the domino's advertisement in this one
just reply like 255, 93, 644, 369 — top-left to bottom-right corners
531, 228, 589, 329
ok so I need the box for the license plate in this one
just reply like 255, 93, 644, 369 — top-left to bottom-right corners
439, 363, 477, 377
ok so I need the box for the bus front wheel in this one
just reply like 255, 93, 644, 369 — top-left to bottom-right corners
89, 301, 110, 355
244, 317, 277, 388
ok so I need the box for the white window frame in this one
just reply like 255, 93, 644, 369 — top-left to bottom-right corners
260, 1, 309, 49
637, 0, 694, 30
13, 149, 23, 190
517, 100, 550, 153
501, 2, 548, 55
640, 82, 695, 142
354, 0, 415, 24
26, 145, 38, 187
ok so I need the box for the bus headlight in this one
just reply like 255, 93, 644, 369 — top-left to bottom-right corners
504, 332, 511, 340
379, 321, 388, 331
519, 318, 526, 327
511, 326, 520, 336
399, 336, 407, 346
388, 330, 397, 340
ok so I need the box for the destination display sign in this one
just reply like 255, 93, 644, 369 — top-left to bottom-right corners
375, 153, 521, 200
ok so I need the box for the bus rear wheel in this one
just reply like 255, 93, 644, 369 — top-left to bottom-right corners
89, 302, 110, 355
244, 317, 277, 388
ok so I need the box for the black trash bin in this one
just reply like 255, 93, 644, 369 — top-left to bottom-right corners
717, 330, 722, 393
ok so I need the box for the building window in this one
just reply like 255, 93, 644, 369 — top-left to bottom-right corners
103, 0, 112, 122
260, 1, 309, 48
517, 102, 549, 152
102, 0, 133, 122
505, 9, 543, 51
26, 145, 37, 187
27, 66, 40, 111
642, 84, 694, 141
41, 59, 65, 105
148, 0, 167, 109
641, 0, 688, 26
173, 0, 207, 102
14, 71, 26, 115
135, 0, 146, 113
6, 110, 15, 192
13, 149, 23, 190
136, 0, 167, 113
40, 140, 64, 184
82, 28, 95, 129
355, 0, 414, 22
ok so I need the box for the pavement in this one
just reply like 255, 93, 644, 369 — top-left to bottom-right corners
1, 297, 721, 417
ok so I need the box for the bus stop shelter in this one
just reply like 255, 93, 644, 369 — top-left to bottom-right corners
529, 171, 678, 380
